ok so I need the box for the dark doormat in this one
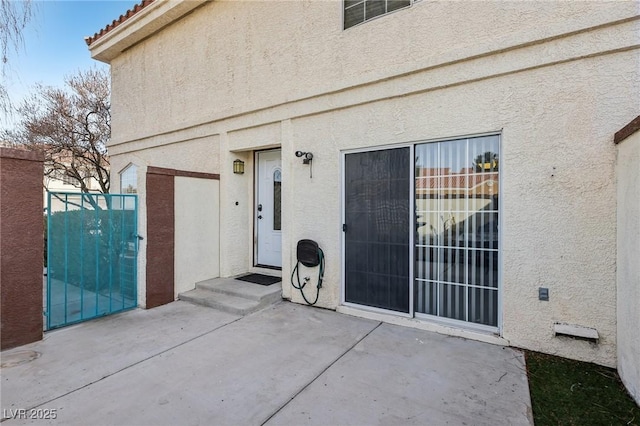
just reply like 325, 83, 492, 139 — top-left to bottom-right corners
235, 273, 281, 286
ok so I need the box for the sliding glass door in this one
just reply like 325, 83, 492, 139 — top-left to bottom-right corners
343, 135, 500, 328
344, 148, 410, 313
414, 135, 499, 327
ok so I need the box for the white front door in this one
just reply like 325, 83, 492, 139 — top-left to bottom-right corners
256, 150, 282, 267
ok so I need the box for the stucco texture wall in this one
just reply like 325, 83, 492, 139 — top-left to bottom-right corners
0, 148, 44, 349
617, 131, 640, 403
108, 0, 638, 145
174, 176, 220, 297
99, 0, 640, 366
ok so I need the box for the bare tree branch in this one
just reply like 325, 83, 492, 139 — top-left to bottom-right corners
2, 67, 111, 195
1, 0, 33, 115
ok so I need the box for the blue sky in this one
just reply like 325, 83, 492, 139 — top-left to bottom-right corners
4, 1, 137, 111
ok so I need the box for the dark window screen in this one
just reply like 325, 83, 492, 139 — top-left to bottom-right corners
344, 148, 410, 313
344, 0, 411, 30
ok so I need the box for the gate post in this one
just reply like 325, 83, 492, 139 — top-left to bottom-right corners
0, 148, 44, 350
145, 167, 175, 308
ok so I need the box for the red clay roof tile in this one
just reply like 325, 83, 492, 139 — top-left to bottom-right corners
85, 0, 156, 46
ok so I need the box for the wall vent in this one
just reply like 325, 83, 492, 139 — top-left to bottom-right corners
553, 322, 599, 343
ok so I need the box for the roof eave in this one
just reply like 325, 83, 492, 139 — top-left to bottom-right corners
88, 0, 207, 64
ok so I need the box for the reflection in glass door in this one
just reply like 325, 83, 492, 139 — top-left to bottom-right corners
414, 136, 499, 327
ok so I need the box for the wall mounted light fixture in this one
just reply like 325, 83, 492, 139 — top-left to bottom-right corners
295, 151, 313, 164
295, 151, 314, 178
233, 159, 245, 174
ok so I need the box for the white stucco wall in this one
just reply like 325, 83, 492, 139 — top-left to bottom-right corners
218, 143, 253, 278
93, 0, 640, 366
617, 131, 640, 404
107, 0, 638, 146
174, 176, 220, 298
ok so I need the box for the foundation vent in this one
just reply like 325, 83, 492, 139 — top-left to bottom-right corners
554, 322, 599, 343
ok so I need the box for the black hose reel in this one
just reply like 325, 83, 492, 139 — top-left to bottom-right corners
291, 239, 325, 305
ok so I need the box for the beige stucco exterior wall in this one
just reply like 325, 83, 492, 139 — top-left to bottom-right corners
617, 132, 640, 403
107, 0, 638, 146
174, 176, 220, 298
95, 0, 640, 366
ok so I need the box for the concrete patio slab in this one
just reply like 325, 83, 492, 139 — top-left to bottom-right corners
266, 323, 532, 426
2, 302, 240, 412
1, 301, 532, 425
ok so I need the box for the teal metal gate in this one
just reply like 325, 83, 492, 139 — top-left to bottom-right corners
46, 192, 138, 330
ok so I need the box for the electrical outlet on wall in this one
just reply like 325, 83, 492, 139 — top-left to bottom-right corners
539, 287, 549, 301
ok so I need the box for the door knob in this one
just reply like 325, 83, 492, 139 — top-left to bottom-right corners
258, 215, 263, 219
258, 204, 263, 212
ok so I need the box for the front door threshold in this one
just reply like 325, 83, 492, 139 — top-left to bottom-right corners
254, 264, 282, 271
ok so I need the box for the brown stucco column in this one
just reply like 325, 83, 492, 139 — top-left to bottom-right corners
145, 167, 175, 308
0, 148, 44, 350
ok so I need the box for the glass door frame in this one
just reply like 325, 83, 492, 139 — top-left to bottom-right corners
340, 133, 503, 334
340, 143, 415, 319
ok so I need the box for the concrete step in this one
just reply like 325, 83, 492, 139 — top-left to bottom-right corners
196, 277, 281, 303
178, 289, 261, 316
179, 275, 282, 316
